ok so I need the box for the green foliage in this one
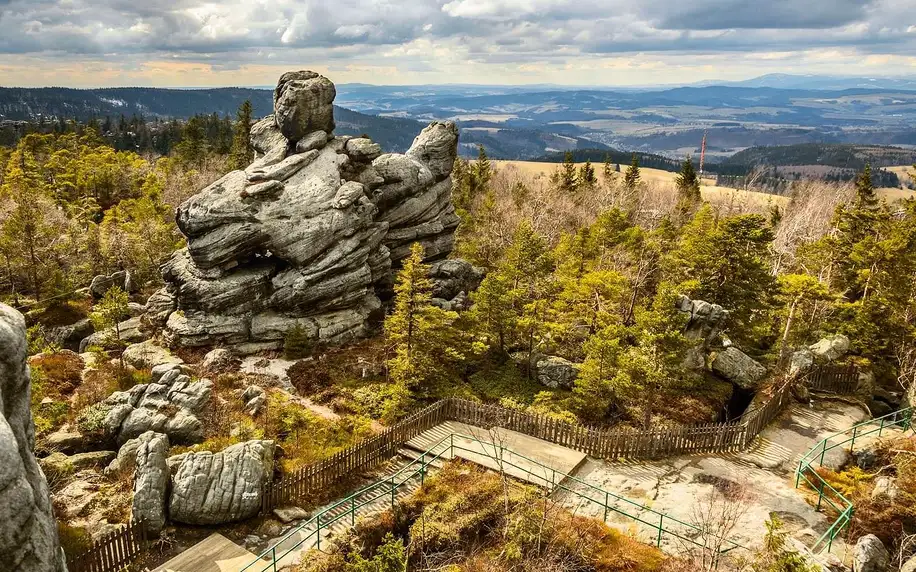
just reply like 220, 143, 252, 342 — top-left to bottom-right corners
578, 160, 597, 190
386, 243, 467, 391
747, 517, 819, 572
26, 324, 59, 355
674, 156, 702, 222
554, 151, 578, 194
229, 100, 254, 170
624, 153, 641, 191
89, 286, 130, 351
342, 533, 406, 572
284, 323, 315, 360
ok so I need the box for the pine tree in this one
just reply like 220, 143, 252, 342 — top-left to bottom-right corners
557, 151, 578, 194
471, 145, 492, 193
90, 285, 130, 368
578, 160, 597, 190
675, 156, 702, 221
624, 154, 641, 191
854, 163, 878, 210
602, 156, 613, 182
386, 243, 464, 389
229, 100, 254, 170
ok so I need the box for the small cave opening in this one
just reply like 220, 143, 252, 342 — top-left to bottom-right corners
719, 383, 756, 422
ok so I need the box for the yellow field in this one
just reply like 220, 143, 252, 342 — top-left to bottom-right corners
492, 160, 916, 204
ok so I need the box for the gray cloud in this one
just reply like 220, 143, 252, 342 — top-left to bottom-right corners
0, 0, 913, 74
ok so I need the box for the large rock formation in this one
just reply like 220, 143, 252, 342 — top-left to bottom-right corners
169, 440, 275, 525
0, 304, 67, 572
711, 347, 767, 390
131, 431, 170, 534
157, 71, 459, 352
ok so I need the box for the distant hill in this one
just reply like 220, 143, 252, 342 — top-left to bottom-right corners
723, 144, 916, 170
0, 86, 428, 153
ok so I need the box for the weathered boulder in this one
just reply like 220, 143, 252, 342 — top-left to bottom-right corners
90, 270, 136, 298
789, 348, 815, 378
0, 304, 67, 571
79, 316, 146, 352
676, 295, 728, 348
158, 71, 459, 354
902, 555, 916, 572
273, 506, 309, 524
854, 534, 888, 572
93, 373, 211, 445
711, 347, 767, 390
274, 71, 336, 142
810, 334, 850, 362
121, 340, 184, 371
40, 450, 115, 478
132, 431, 170, 534
429, 259, 486, 301
242, 385, 267, 416
169, 440, 275, 525
201, 348, 239, 373
536, 356, 580, 389
143, 288, 176, 329
871, 476, 899, 501
47, 318, 94, 352
44, 426, 90, 454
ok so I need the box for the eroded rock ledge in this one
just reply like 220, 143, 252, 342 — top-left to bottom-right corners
154, 70, 459, 352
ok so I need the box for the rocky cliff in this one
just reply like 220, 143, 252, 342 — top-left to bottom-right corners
154, 70, 459, 352
0, 304, 67, 572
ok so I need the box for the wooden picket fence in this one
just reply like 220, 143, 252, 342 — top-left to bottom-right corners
66, 518, 148, 572
261, 363, 860, 513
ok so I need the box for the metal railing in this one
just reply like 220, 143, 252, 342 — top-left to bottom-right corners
243, 431, 747, 572
794, 407, 914, 553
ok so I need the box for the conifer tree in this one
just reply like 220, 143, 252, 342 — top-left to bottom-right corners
556, 151, 578, 194
229, 100, 254, 170
578, 160, 597, 190
472, 145, 492, 193
90, 285, 130, 369
602, 156, 613, 181
675, 156, 702, 221
624, 154, 641, 192
386, 243, 464, 389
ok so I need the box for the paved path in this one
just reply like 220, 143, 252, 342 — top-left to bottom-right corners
553, 399, 908, 565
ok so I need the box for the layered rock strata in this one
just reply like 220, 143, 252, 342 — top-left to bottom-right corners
159, 71, 459, 352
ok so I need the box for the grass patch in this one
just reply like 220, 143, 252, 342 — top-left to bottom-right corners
27, 298, 91, 329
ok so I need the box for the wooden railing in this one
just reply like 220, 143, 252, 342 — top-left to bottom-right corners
66, 518, 148, 572
807, 363, 859, 394
262, 363, 858, 513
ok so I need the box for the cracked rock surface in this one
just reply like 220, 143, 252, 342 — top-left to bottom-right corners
158, 70, 460, 353
0, 304, 67, 572
169, 440, 275, 525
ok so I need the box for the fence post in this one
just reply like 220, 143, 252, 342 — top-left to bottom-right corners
351, 497, 356, 526
604, 491, 609, 522
819, 439, 827, 465
816, 480, 825, 511
657, 514, 664, 547
849, 426, 858, 451
879, 417, 885, 437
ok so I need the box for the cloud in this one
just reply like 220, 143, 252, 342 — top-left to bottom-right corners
0, 0, 914, 85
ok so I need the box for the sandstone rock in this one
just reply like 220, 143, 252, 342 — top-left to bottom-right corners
711, 347, 767, 390
39, 450, 115, 477
789, 348, 814, 378
47, 318, 94, 352
143, 288, 176, 329
79, 316, 146, 352
242, 385, 267, 416
871, 476, 899, 501
676, 295, 729, 348
169, 440, 275, 525
274, 71, 335, 142
132, 431, 170, 534
161, 71, 458, 354
0, 304, 68, 571
96, 376, 212, 445
166, 452, 190, 476
273, 506, 309, 524
902, 555, 916, 572
854, 534, 888, 572
429, 259, 486, 301
251, 115, 287, 156
122, 340, 184, 370
44, 427, 89, 454
810, 334, 851, 362
201, 348, 239, 373
536, 356, 580, 389
90, 270, 136, 298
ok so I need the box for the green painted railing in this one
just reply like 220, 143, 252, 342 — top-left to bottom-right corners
794, 407, 914, 553
243, 431, 747, 572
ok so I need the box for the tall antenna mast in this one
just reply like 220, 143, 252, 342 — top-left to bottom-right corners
699, 129, 708, 176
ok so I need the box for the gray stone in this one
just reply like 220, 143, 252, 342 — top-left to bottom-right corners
536, 356, 580, 389
274, 71, 335, 142
854, 534, 888, 572
0, 304, 67, 571
90, 270, 136, 298
132, 431, 170, 534
127, 302, 146, 317
676, 295, 729, 348
161, 71, 458, 353
789, 348, 815, 378
46, 318, 94, 352
44, 427, 89, 454
201, 348, 239, 373
429, 259, 486, 301
250, 115, 287, 157
143, 288, 176, 329
711, 347, 767, 390
79, 316, 146, 352
121, 340, 184, 370
810, 334, 851, 362
39, 450, 115, 476
871, 476, 899, 501
273, 506, 309, 524
169, 440, 275, 525
150, 362, 183, 383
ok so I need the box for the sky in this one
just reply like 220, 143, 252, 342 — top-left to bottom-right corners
0, 0, 915, 87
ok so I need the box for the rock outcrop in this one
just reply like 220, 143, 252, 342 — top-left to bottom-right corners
0, 304, 67, 571
131, 431, 170, 534
810, 334, 850, 362
157, 71, 460, 353
93, 370, 211, 445
711, 347, 767, 390
169, 440, 275, 525
677, 295, 728, 348
854, 534, 889, 572
89, 270, 137, 299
